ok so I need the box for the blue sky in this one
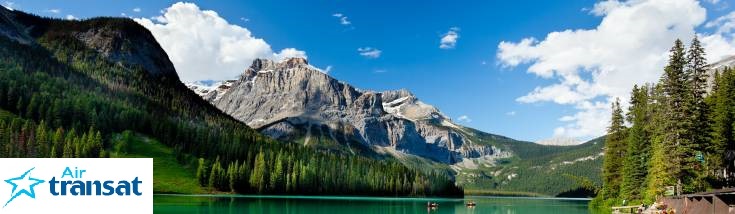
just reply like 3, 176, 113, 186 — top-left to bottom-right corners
10, 0, 735, 142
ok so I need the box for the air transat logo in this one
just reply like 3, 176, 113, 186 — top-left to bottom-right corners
0, 159, 151, 213
3, 167, 44, 208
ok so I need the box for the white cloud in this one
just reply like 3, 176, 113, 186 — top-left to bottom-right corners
273, 48, 307, 60
457, 115, 472, 123
590, 0, 623, 16
332, 13, 351, 26
357, 47, 381, 58
700, 33, 735, 63
133, 7, 141, 13
506, 111, 517, 116
134, 2, 308, 81
497, 38, 537, 68
152, 15, 166, 23
516, 84, 594, 104
440, 27, 460, 49
553, 101, 611, 138
240, 17, 249, 22
701, 10, 735, 63
706, 11, 735, 35
495, 0, 735, 140
45, 9, 61, 14
374, 69, 387, 73
65, 15, 78, 20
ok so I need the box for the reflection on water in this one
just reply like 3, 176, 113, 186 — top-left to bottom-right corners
154, 195, 590, 214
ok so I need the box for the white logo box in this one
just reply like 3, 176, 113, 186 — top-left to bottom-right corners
0, 158, 152, 214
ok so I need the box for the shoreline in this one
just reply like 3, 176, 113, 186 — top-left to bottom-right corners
153, 194, 592, 201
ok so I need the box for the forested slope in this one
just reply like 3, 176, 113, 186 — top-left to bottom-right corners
0, 7, 462, 196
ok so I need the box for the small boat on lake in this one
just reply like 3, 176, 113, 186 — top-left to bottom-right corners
466, 201, 476, 207
427, 202, 439, 208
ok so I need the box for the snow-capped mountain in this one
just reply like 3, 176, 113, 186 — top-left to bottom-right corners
185, 80, 236, 102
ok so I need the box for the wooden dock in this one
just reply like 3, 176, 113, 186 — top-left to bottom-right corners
611, 205, 643, 213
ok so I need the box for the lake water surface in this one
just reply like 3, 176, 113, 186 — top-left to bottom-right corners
154, 194, 591, 214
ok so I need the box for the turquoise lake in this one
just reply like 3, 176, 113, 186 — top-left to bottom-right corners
153, 195, 591, 213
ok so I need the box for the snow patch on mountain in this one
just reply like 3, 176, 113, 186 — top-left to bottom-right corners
185, 80, 236, 102
535, 136, 583, 146
560, 152, 604, 165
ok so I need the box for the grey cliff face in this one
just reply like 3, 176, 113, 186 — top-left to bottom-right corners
72, 24, 178, 77
188, 58, 508, 164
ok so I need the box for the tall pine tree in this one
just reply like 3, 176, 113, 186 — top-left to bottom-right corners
661, 39, 696, 195
602, 98, 627, 199
710, 68, 735, 185
250, 150, 267, 193
645, 84, 670, 202
686, 36, 710, 191
621, 85, 652, 200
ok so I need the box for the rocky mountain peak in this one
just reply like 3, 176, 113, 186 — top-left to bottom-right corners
381, 89, 415, 103
248, 57, 309, 72
72, 22, 178, 77
283, 57, 308, 67
0, 8, 178, 79
187, 59, 506, 164
248, 58, 277, 72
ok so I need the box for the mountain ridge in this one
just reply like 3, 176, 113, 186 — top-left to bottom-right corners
187, 57, 514, 165
186, 57, 605, 197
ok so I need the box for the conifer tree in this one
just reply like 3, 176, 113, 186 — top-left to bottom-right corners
710, 69, 735, 184
208, 157, 220, 188
686, 36, 710, 190
602, 98, 627, 199
661, 39, 695, 195
51, 128, 63, 158
270, 152, 284, 192
250, 151, 267, 193
0, 121, 5, 157
644, 84, 670, 202
621, 85, 651, 200
35, 121, 48, 157
196, 158, 207, 186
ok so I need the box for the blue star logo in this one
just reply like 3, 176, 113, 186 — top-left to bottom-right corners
4, 167, 44, 208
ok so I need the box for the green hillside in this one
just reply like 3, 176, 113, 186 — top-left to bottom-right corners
0, 7, 461, 197
109, 131, 204, 194
457, 132, 604, 197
